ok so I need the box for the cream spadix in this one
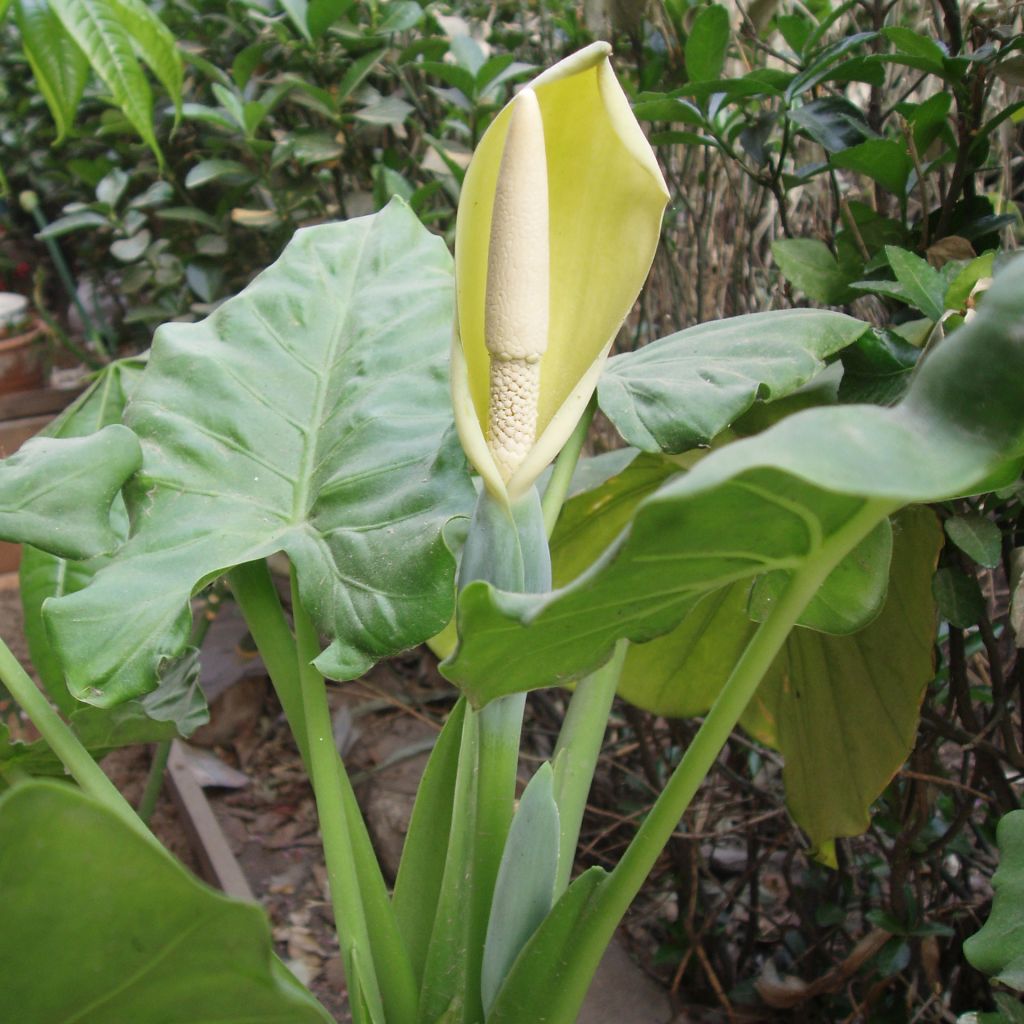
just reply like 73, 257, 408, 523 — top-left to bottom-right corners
452, 43, 670, 504
485, 88, 549, 482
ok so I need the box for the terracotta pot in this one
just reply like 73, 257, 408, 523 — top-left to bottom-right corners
0, 319, 47, 395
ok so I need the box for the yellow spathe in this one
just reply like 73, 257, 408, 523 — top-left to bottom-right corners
452, 42, 670, 503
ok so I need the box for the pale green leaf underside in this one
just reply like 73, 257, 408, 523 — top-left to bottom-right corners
0, 781, 333, 1022
620, 508, 940, 847
47, 202, 475, 708
443, 258, 1024, 705
0, 425, 141, 561
598, 308, 867, 453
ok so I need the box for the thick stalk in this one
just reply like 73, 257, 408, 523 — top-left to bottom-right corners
228, 560, 311, 768
464, 690, 526, 1022
551, 640, 627, 895
288, 569, 418, 1024
0, 635, 151, 842
536, 498, 899, 1022
137, 738, 171, 825
290, 569, 386, 1024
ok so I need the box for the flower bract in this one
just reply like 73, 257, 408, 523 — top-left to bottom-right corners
451, 42, 670, 503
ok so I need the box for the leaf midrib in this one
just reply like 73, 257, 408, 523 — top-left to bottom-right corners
290, 221, 373, 525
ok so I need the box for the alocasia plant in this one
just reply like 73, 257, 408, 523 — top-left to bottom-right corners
0, 42, 1022, 1024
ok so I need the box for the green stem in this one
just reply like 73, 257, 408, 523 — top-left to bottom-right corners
0, 635, 151, 842
137, 738, 171, 825
551, 640, 627, 895
542, 498, 898, 1022
288, 568, 418, 1024
541, 395, 596, 538
465, 691, 526, 1022
290, 569, 385, 1024
28, 205, 111, 355
228, 560, 311, 769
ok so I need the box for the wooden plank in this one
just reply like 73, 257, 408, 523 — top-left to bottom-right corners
0, 386, 84, 421
0, 414, 55, 458
165, 739, 256, 903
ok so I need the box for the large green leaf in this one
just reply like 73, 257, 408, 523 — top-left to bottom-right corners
618, 509, 939, 847
597, 309, 866, 453
14, 0, 89, 142
8, 360, 205, 769
20, 358, 144, 712
442, 257, 1024, 705
47, 202, 475, 708
0, 425, 140, 560
965, 810, 1024, 992
0, 780, 332, 1022
48, 0, 161, 160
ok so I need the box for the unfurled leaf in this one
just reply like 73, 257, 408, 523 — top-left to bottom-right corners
443, 258, 1024, 705
45, 202, 475, 709
0, 426, 140, 561
598, 308, 867, 453
615, 508, 938, 848
0, 781, 333, 1022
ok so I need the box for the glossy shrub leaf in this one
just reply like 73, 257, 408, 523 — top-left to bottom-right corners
619, 508, 940, 848
787, 96, 874, 153
932, 565, 986, 627
598, 309, 866, 453
965, 810, 1024, 991
838, 326, 920, 406
46, 202, 475, 709
685, 4, 730, 82
105, 0, 184, 121
0, 781, 333, 1022
882, 26, 947, 73
48, 0, 161, 160
832, 139, 912, 195
14, 0, 89, 141
482, 763, 560, 1013
771, 238, 855, 304
945, 514, 1002, 568
0, 425, 140, 560
442, 257, 1024, 705
887, 245, 947, 320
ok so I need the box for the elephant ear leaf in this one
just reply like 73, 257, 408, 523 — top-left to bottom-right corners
598, 308, 867, 453
444, 256, 1024, 705
0, 780, 333, 1022
0, 424, 140, 560
46, 201, 475, 710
